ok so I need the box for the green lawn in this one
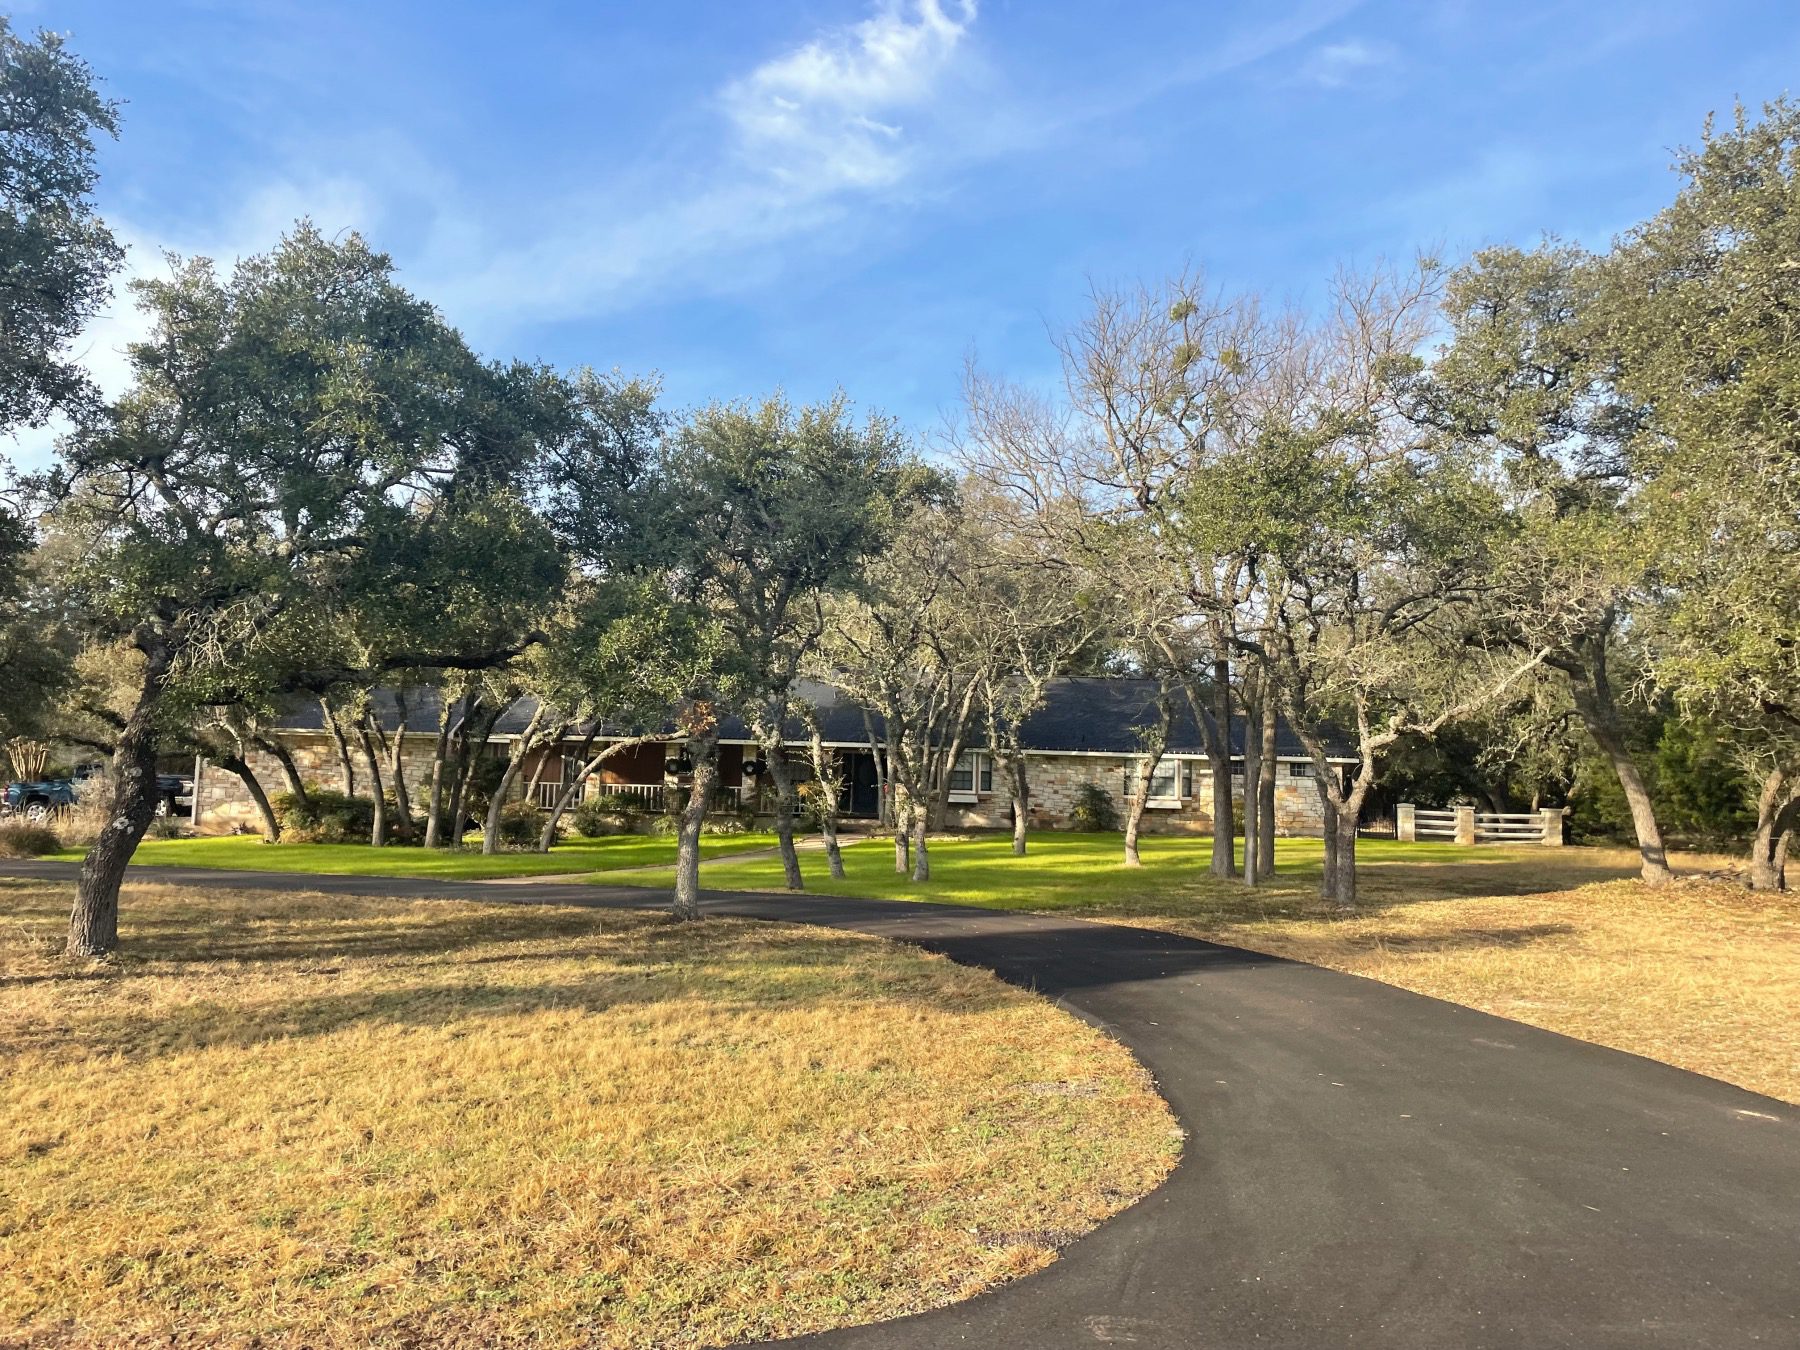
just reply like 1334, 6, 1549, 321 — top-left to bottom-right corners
56, 831, 782, 880
628, 830, 1550, 913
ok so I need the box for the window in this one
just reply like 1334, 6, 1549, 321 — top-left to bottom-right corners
948, 752, 992, 798
1128, 757, 1180, 805
1289, 760, 1314, 778
1181, 761, 1196, 799
948, 757, 972, 792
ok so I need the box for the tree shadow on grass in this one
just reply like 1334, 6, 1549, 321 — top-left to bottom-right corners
1313, 922, 1582, 953
12, 911, 1289, 1065
1352, 853, 1646, 903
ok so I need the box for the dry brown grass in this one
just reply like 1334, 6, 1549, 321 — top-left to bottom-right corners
1131, 845, 1800, 1104
0, 881, 1178, 1349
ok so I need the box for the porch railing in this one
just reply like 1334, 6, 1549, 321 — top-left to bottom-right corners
526, 781, 745, 812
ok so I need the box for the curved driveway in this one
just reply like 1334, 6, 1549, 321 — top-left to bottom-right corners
6, 860, 1797, 1347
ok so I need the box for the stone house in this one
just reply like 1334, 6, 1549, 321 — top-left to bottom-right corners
193, 677, 1354, 836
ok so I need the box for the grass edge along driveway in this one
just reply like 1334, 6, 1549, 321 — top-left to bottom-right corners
52, 830, 783, 880
641, 830, 1800, 1104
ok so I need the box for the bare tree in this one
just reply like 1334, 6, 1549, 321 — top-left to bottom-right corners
820, 498, 988, 883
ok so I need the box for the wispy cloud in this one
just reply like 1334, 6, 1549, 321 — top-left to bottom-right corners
425, 0, 984, 331
723, 0, 976, 192
1298, 37, 1397, 89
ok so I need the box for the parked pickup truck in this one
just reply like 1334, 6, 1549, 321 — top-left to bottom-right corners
2, 764, 192, 823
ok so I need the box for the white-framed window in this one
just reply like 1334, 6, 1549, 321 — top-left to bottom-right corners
948, 751, 992, 799
1289, 760, 1315, 778
1126, 756, 1181, 808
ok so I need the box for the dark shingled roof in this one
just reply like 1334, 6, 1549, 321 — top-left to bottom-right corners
1016, 678, 1336, 758
273, 677, 1349, 760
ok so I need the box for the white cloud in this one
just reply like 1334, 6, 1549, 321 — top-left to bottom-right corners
1299, 38, 1397, 89
427, 1, 983, 332
723, 0, 976, 191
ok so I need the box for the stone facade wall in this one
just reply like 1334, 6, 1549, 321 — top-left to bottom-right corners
197, 734, 748, 834
197, 735, 1339, 838
196, 733, 498, 833
943, 753, 1332, 836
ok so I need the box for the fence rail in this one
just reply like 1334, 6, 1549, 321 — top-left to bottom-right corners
1398, 803, 1564, 846
1412, 808, 1459, 840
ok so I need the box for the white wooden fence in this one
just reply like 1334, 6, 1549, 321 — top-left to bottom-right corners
1398, 803, 1565, 846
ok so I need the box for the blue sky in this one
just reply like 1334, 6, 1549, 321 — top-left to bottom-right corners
10, 0, 1800, 468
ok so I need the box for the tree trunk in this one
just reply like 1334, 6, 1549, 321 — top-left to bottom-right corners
1559, 643, 1672, 885
764, 742, 804, 891
360, 721, 387, 848
1327, 798, 1361, 910
1123, 754, 1156, 868
423, 695, 461, 850
928, 696, 978, 830
445, 701, 503, 849
863, 713, 889, 828
805, 727, 846, 880
911, 808, 930, 882
321, 698, 357, 796
1009, 749, 1029, 856
1314, 773, 1370, 910
68, 641, 174, 957
482, 705, 546, 855
445, 730, 473, 843
892, 784, 911, 873
1241, 686, 1262, 887
1319, 792, 1339, 903
253, 735, 309, 807
672, 729, 719, 921
1749, 769, 1796, 891
1257, 694, 1278, 876
385, 694, 413, 842
1210, 656, 1234, 878
1124, 695, 1170, 868
539, 726, 601, 851
523, 723, 567, 810
220, 754, 280, 841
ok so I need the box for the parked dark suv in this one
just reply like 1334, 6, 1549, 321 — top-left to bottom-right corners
2, 764, 192, 823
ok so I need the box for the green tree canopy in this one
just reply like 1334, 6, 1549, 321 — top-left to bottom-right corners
0, 17, 120, 431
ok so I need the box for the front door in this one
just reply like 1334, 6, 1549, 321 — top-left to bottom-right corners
839, 752, 879, 818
